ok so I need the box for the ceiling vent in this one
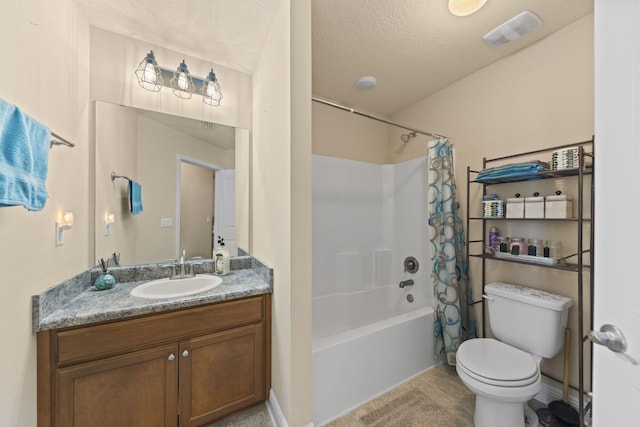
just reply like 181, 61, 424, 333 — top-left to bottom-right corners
483, 11, 542, 48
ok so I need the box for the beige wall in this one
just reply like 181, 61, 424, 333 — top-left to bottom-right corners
252, 0, 313, 425
0, 1, 91, 425
390, 15, 594, 389
94, 102, 139, 264
180, 163, 214, 259
312, 102, 390, 163
135, 114, 232, 263
90, 27, 253, 130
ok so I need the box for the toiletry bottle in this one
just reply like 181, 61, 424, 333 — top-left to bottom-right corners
489, 227, 499, 254
213, 237, 230, 275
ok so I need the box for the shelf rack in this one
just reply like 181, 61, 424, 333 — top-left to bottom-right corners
465, 138, 594, 426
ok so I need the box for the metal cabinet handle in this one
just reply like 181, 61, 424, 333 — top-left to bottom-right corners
182, 349, 189, 358
168, 353, 175, 361
588, 324, 637, 365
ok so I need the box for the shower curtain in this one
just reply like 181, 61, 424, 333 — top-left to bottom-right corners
428, 138, 474, 365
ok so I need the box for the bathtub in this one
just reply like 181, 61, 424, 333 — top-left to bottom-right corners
312, 286, 438, 426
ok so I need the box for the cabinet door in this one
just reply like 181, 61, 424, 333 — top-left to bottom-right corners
56, 343, 179, 427
179, 322, 265, 426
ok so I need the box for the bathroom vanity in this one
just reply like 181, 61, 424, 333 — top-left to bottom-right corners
33, 258, 272, 427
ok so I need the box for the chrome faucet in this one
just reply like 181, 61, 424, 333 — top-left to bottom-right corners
162, 250, 203, 279
178, 249, 186, 278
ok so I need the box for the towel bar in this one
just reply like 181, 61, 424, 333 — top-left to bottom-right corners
50, 132, 75, 148
111, 172, 131, 182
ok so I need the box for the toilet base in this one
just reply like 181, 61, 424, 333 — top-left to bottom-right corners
474, 395, 538, 427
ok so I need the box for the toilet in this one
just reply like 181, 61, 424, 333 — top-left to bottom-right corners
456, 282, 572, 427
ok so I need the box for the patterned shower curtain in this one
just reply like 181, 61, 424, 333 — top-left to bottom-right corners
428, 138, 474, 366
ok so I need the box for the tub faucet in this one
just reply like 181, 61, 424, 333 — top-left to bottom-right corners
399, 279, 414, 288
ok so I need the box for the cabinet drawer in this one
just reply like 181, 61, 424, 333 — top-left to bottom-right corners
56, 296, 264, 366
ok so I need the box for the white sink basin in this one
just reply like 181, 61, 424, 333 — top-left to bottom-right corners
130, 274, 223, 300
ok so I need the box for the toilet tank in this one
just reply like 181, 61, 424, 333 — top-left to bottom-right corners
485, 282, 573, 358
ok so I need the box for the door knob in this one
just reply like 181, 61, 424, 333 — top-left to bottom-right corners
182, 349, 189, 358
588, 324, 637, 365
168, 353, 175, 361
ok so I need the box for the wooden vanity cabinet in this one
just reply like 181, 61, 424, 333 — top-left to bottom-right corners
37, 294, 271, 427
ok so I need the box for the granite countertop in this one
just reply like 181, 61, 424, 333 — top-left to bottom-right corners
32, 256, 272, 332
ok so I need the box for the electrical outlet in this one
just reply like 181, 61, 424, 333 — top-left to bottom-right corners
160, 218, 173, 228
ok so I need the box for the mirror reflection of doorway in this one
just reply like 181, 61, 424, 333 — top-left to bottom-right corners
178, 157, 236, 259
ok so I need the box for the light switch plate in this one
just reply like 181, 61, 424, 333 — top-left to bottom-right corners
160, 218, 173, 228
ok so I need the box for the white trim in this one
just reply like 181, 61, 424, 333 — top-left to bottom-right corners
266, 390, 315, 427
175, 154, 223, 258
535, 376, 581, 410
266, 389, 288, 427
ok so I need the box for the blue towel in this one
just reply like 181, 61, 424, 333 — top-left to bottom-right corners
129, 180, 143, 215
476, 161, 549, 182
0, 98, 50, 211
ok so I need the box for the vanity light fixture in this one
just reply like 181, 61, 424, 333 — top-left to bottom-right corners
201, 69, 223, 106
55, 211, 74, 246
134, 51, 223, 106
170, 60, 195, 99
104, 213, 115, 236
134, 50, 163, 92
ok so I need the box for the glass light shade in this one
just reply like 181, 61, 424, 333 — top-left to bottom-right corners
448, 0, 488, 16
171, 60, 194, 99
62, 212, 74, 227
135, 50, 163, 92
201, 69, 223, 106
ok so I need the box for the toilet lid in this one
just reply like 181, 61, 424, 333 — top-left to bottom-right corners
457, 339, 539, 387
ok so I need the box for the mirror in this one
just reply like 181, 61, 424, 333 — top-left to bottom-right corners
94, 101, 250, 266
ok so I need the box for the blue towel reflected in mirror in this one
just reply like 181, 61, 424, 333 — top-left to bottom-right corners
129, 180, 143, 215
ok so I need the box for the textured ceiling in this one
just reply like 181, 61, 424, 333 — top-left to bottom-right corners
75, 0, 594, 116
75, 0, 282, 73
137, 108, 236, 149
312, 0, 594, 115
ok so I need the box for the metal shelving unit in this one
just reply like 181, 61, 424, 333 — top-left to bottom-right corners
465, 138, 594, 426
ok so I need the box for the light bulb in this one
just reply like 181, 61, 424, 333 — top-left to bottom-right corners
63, 212, 74, 226
143, 63, 157, 83
178, 72, 188, 90
206, 81, 217, 97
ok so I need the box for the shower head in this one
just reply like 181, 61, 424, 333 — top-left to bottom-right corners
400, 132, 417, 143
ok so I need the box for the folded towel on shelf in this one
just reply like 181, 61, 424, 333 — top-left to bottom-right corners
0, 98, 51, 211
129, 180, 143, 215
476, 161, 549, 182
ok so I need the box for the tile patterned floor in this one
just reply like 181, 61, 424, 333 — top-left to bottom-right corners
206, 364, 549, 426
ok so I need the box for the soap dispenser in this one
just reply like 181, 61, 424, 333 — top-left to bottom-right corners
213, 237, 230, 275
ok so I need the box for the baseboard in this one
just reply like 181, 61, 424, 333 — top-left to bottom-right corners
267, 390, 315, 427
535, 377, 581, 410
267, 390, 288, 427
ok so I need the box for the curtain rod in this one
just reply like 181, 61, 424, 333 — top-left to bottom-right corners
311, 97, 447, 140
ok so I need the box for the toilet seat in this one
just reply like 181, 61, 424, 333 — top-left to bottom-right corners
457, 339, 539, 387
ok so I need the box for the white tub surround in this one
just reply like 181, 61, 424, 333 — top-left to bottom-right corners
313, 307, 437, 426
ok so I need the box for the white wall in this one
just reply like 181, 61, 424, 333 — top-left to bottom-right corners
312, 156, 385, 297
0, 2, 91, 425
252, 0, 313, 425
